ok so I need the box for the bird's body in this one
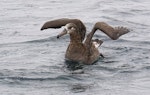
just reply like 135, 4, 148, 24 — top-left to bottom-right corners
65, 40, 100, 64
41, 18, 130, 64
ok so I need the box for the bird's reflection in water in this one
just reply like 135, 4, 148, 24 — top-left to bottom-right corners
64, 60, 97, 93
70, 83, 90, 93
65, 60, 84, 71
64, 56, 103, 72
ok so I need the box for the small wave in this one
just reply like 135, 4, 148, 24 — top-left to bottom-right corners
21, 36, 58, 44
20, 35, 69, 44
0, 75, 82, 82
3, 77, 57, 81
106, 40, 150, 51
102, 16, 120, 22
127, 21, 149, 27
70, 83, 91, 93
93, 65, 119, 72
119, 70, 140, 73
0, 36, 60, 46
140, 65, 150, 70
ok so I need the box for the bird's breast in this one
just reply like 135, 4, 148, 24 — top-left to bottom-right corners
65, 43, 86, 60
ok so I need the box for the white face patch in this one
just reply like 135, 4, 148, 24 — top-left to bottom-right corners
93, 42, 100, 48
64, 24, 69, 31
64, 23, 75, 34
64, 24, 70, 34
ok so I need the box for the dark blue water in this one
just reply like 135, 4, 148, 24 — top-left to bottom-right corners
0, 0, 150, 95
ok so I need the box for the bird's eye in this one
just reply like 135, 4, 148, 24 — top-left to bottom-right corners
68, 27, 72, 29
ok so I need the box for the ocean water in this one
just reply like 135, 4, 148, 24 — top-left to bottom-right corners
0, 0, 150, 95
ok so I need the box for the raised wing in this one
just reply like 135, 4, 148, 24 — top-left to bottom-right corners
41, 18, 86, 41
85, 22, 130, 44
84, 22, 130, 55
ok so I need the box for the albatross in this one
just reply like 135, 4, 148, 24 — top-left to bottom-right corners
41, 18, 130, 64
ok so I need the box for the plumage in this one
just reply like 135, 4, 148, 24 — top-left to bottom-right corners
41, 18, 130, 64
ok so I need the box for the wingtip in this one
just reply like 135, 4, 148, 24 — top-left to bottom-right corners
115, 26, 130, 34
40, 28, 44, 31
40, 26, 46, 31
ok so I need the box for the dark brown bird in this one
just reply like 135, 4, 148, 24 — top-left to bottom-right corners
41, 18, 130, 64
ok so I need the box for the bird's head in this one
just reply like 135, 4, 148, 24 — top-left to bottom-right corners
57, 23, 78, 38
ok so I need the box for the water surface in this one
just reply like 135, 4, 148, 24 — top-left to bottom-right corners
0, 0, 150, 95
